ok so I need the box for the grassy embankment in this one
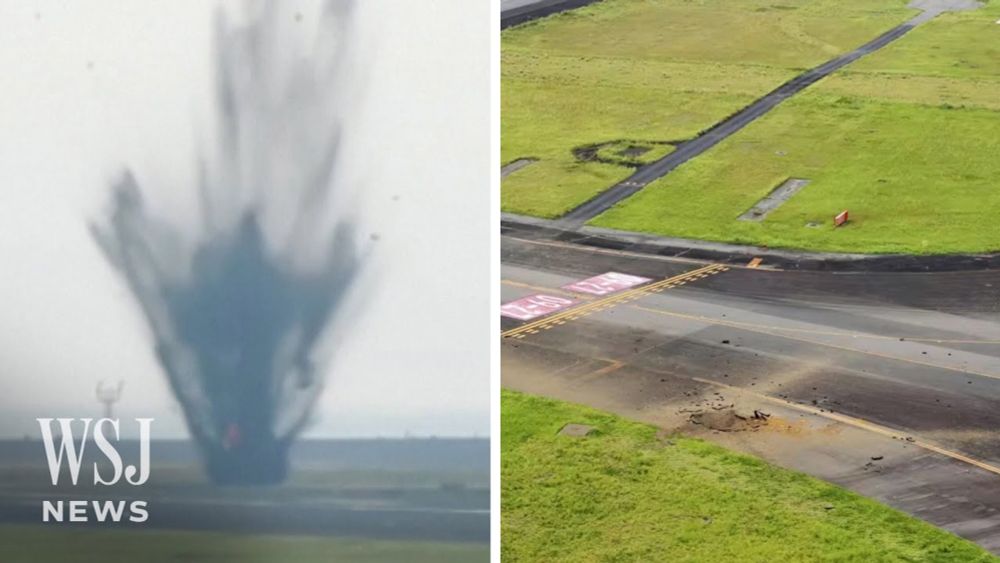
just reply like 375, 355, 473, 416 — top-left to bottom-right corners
502, 389, 997, 562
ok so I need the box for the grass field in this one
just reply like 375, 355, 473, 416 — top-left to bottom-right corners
592, 91, 1000, 254
587, 2, 1000, 254
501, 389, 997, 562
501, 0, 916, 217
0, 525, 487, 563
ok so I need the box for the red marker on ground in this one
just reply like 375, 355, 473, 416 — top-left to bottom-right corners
834, 210, 849, 227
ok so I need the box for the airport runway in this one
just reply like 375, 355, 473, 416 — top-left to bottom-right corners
0, 490, 488, 543
501, 233, 1000, 552
0, 439, 489, 543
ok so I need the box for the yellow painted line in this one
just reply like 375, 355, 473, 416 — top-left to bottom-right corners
503, 263, 719, 337
747, 257, 763, 268
632, 304, 1000, 381
502, 264, 718, 336
501, 263, 725, 339
692, 377, 1000, 478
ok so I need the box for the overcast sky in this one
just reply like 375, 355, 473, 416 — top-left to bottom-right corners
0, 0, 489, 439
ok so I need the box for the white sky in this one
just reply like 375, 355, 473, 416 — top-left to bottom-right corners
0, 1, 489, 439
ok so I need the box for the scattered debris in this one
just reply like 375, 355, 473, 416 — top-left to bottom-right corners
863, 461, 883, 472
689, 409, 769, 432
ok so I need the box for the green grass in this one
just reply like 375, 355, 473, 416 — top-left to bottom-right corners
850, 3, 1000, 80
593, 93, 1000, 254
501, 0, 916, 217
501, 389, 997, 562
0, 525, 486, 563
819, 1, 1000, 110
593, 1, 1000, 254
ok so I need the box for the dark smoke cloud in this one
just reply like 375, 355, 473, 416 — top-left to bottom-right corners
91, 0, 365, 484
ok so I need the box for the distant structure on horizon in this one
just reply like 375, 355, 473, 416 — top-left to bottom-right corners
96, 380, 124, 420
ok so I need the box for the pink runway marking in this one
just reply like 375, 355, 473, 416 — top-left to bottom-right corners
562, 272, 651, 296
500, 294, 577, 321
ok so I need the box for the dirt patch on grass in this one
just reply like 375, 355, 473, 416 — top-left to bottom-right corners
573, 139, 682, 168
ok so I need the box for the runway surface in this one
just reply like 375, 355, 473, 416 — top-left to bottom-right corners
0, 439, 489, 543
501, 233, 1000, 552
0, 490, 488, 543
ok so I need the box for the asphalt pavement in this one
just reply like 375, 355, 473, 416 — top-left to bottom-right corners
501, 233, 1000, 552
500, 0, 603, 29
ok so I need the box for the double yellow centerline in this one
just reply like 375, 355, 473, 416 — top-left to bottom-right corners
502, 263, 728, 339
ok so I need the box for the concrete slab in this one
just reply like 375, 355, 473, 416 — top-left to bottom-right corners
738, 178, 810, 222
559, 423, 596, 437
501, 158, 536, 178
